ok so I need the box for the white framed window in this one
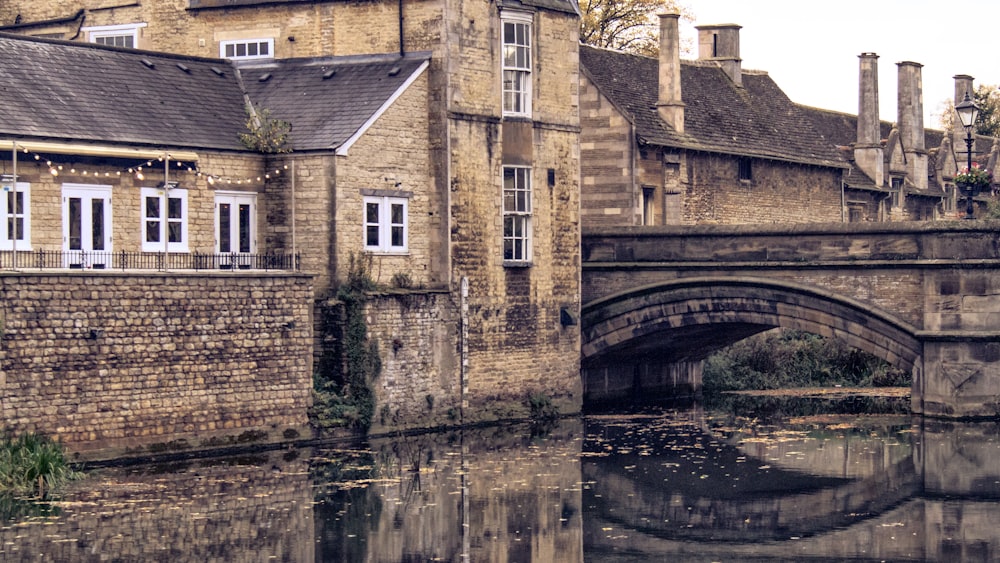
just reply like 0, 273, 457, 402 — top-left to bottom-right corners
0, 178, 30, 250
220, 39, 274, 60
364, 196, 408, 253
501, 11, 532, 117
503, 166, 532, 262
141, 186, 188, 253
84, 23, 146, 48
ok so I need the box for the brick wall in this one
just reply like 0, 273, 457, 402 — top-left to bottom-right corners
0, 272, 313, 457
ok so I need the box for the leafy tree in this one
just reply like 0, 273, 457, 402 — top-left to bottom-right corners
937, 84, 1000, 137
580, 0, 692, 56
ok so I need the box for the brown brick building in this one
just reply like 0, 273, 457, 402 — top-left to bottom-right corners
0, 0, 583, 429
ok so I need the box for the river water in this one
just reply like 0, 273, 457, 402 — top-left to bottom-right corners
3, 391, 1000, 561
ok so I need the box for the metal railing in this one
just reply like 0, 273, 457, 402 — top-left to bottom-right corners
0, 250, 301, 271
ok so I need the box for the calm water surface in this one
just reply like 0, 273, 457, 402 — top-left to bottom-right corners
3, 392, 1000, 562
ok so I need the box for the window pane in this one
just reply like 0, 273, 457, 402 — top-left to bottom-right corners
366, 225, 380, 246
248, 43, 259, 56
236, 44, 247, 57
225, 44, 235, 58
168, 197, 182, 219
168, 222, 182, 243
146, 196, 160, 219
146, 221, 160, 243
366, 202, 380, 223
92, 199, 105, 251
219, 203, 231, 252
260, 42, 269, 56
69, 197, 81, 250
238, 204, 251, 253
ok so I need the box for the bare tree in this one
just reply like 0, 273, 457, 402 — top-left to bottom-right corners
580, 0, 692, 56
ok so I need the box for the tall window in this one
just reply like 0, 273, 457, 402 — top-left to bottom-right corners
503, 166, 532, 262
84, 23, 145, 48
0, 178, 29, 250
738, 156, 753, 182
141, 187, 188, 253
502, 12, 532, 117
220, 39, 274, 60
364, 196, 408, 253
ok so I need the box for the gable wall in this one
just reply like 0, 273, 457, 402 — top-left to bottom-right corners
579, 74, 636, 226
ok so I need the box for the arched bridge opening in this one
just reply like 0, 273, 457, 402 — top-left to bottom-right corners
581, 277, 922, 405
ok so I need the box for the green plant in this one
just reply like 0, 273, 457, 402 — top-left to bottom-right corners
527, 392, 559, 422
310, 252, 382, 431
239, 104, 292, 154
955, 163, 993, 188
391, 272, 413, 289
0, 433, 80, 498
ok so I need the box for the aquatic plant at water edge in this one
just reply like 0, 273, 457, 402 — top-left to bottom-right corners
0, 433, 80, 498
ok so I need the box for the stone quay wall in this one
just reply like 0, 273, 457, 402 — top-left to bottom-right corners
0, 271, 314, 459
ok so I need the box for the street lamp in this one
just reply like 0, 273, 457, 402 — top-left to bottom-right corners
955, 92, 981, 219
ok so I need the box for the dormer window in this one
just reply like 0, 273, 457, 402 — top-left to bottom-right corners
501, 11, 532, 117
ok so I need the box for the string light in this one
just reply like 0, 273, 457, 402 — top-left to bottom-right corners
5, 145, 291, 186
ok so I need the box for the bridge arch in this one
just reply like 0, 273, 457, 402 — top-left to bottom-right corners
582, 277, 923, 372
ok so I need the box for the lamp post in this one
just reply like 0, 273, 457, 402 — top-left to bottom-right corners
955, 92, 981, 219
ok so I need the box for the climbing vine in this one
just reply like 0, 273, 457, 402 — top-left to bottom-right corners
311, 253, 382, 431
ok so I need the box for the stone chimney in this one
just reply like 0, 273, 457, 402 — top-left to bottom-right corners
696, 23, 742, 87
855, 53, 884, 187
954, 74, 975, 105
897, 61, 927, 190
657, 12, 685, 132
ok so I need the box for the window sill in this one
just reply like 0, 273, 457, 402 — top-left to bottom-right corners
503, 260, 532, 268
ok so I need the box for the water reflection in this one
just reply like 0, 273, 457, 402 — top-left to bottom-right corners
2, 396, 1000, 561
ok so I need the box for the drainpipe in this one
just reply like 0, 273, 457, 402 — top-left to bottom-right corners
841, 180, 846, 222
398, 0, 405, 57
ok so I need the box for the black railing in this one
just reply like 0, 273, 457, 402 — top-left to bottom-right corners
0, 250, 301, 271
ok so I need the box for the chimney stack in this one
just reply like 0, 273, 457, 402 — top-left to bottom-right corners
657, 12, 685, 132
954, 74, 975, 105
897, 61, 927, 190
855, 53, 884, 187
696, 23, 742, 87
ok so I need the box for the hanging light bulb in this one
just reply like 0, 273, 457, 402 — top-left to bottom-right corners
49, 167, 59, 177
136, 171, 145, 180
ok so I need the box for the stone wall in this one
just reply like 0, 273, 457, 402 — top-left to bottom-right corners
0, 271, 313, 458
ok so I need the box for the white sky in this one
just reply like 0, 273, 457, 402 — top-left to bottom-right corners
680, 0, 1000, 128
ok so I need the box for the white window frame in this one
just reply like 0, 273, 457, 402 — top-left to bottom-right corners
83, 23, 146, 48
0, 178, 30, 251
502, 166, 532, 263
220, 38, 275, 60
364, 196, 408, 254
141, 186, 189, 253
501, 11, 533, 117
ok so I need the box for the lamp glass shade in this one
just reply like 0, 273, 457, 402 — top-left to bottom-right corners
956, 92, 980, 129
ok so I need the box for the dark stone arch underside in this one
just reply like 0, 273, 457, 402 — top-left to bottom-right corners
582, 277, 922, 372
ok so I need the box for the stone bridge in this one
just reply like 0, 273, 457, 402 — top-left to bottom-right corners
581, 222, 1000, 417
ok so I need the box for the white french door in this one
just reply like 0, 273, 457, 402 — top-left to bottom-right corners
63, 185, 112, 269
215, 192, 256, 269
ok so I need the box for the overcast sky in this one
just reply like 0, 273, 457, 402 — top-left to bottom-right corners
679, 0, 1000, 128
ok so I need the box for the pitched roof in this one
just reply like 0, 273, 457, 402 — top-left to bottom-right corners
579, 44, 847, 169
0, 33, 249, 152
189, 0, 580, 15
239, 53, 430, 153
0, 33, 430, 156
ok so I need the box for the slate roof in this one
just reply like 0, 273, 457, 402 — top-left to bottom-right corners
189, 0, 580, 14
0, 33, 430, 155
0, 33, 248, 151
239, 53, 431, 152
579, 45, 847, 169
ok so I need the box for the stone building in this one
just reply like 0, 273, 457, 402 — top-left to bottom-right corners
0, 0, 583, 442
579, 13, 996, 227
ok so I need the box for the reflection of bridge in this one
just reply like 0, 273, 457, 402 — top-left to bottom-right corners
581, 222, 1000, 417
584, 416, 1000, 561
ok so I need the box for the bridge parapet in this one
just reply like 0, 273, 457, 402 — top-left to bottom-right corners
581, 222, 1000, 418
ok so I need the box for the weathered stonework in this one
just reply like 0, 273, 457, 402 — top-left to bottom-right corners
0, 272, 314, 458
